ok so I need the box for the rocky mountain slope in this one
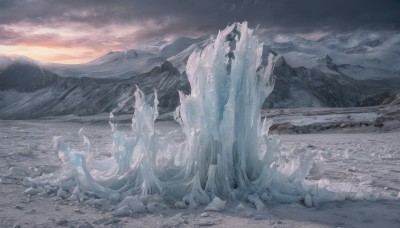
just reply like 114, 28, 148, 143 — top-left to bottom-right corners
0, 61, 188, 119
264, 56, 400, 108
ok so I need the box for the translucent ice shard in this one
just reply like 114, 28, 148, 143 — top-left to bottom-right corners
174, 22, 280, 202
52, 87, 162, 199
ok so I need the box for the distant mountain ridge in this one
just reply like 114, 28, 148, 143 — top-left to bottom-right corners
0, 32, 399, 119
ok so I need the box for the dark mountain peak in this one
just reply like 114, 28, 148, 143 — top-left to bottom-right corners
325, 55, 333, 65
0, 61, 60, 92
325, 55, 339, 72
5, 60, 42, 73
0, 55, 40, 70
160, 61, 174, 72
125, 49, 139, 59
275, 55, 286, 66
147, 61, 180, 77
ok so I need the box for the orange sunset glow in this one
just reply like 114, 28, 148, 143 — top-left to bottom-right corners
0, 45, 103, 64
0, 22, 158, 64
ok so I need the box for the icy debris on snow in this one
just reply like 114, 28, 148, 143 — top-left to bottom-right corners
57, 189, 68, 198
146, 202, 168, 213
82, 197, 110, 208
116, 196, 146, 215
56, 219, 68, 226
235, 203, 246, 211
161, 213, 189, 227
248, 194, 266, 211
109, 193, 121, 204
175, 201, 188, 209
204, 197, 226, 212
113, 206, 131, 217
23, 187, 39, 196
358, 174, 374, 185
9, 167, 26, 179
304, 194, 313, 207
74, 208, 84, 214
14, 205, 24, 210
18, 146, 33, 156
235, 203, 247, 211
196, 220, 217, 226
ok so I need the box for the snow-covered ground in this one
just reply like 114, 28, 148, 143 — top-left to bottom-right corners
263, 105, 400, 134
1, 114, 400, 227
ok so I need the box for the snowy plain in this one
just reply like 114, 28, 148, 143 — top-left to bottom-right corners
1, 107, 400, 227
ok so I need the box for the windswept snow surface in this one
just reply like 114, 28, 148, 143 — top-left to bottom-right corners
1, 119, 400, 227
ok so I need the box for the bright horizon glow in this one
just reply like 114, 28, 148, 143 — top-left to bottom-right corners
0, 23, 148, 64
0, 45, 107, 64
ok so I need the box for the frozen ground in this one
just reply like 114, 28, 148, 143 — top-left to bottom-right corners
1, 115, 400, 228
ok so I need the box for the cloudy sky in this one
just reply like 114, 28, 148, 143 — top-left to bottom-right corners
1, 0, 399, 63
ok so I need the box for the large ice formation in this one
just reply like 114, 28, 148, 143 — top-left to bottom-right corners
27, 22, 387, 211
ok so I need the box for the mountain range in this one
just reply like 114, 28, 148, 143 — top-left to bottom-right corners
0, 31, 399, 119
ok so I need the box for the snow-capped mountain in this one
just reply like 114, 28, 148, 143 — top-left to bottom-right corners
261, 30, 400, 80
47, 36, 210, 79
0, 31, 399, 119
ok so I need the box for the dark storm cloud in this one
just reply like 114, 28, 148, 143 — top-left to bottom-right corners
0, 26, 20, 44
1, 0, 400, 63
1, 0, 400, 35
